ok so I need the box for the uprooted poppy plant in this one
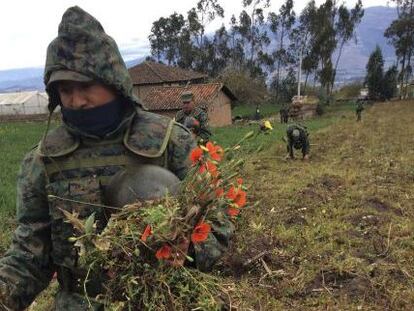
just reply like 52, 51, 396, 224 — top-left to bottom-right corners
156, 244, 172, 260
190, 147, 203, 164
227, 207, 240, 217
199, 161, 218, 176
191, 222, 211, 243
226, 185, 247, 208
140, 225, 152, 242
215, 188, 224, 198
206, 142, 224, 162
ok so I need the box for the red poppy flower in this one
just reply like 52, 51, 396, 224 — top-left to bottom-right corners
191, 222, 211, 243
237, 177, 243, 185
226, 186, 247, 208
199, 161, 218, 176
227, 207, 240, 217
226, 185, 236, 200
215, 188, 224, 197
156, 244, 172, 260
190, 147, 203, 164
234, 190, 247, 208
206, 142, 223, 161
140, 225, 152, 242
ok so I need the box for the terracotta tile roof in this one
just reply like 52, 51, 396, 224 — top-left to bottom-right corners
142, 83, 236, 111
128, 61, 208, 85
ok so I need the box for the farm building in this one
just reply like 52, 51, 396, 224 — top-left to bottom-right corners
129, 61, 208, 100
142, 83, 237, 127
129, 61, 237, 126
0, 91, 49, 119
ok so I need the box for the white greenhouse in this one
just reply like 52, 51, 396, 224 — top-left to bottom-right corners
0, 91, 49, 116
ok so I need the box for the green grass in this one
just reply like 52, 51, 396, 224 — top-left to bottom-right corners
212, 111, 343, 153
232, 102, 281, 118
0, 122, 50, 251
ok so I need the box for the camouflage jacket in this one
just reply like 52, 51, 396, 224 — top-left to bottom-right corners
0, 108, 234, 310
356, 101, 364, 112
0, 6, 233, 311
286, 124, 310, 157
175, 107, 211, 141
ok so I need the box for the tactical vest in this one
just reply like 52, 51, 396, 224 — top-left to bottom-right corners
37, 110, 174, 294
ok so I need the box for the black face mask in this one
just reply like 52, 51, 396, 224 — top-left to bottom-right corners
61, 98, 124, 137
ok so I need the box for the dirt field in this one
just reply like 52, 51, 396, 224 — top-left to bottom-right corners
219, 100, 414, 310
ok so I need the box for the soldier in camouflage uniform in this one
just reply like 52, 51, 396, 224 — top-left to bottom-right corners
279, 103, 289, 123
356, 100, 364, 121
0, 7, 234, 310
286, 124, 310, 160
175, 91, 211, 141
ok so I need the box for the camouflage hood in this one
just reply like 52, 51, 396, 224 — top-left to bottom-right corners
44, 6, 140, 112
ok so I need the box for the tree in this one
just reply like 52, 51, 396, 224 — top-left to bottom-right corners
331, 0, 364, 91
365, 46, 385, 100
148, 13, 187, 65
311, 0, 337, 97
385, 1, 414, 98
290, 0, 318, 94
268, 0, 296, 100
216, 66, 268, 106
235, 0, 271, 77
276, 68, 297, 102
382, 65, 399, 100
187, 0, 225, 72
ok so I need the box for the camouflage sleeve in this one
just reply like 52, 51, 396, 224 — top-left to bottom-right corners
167, 122, 196, 180
301, 134, 310, 156
195, 111, 211, 141
175, 111, 184, 124
0, 150, 53, 310
286, 129, 294, 157
192, 208, 235, 272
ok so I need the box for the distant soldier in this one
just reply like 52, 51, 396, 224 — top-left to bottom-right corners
175, 91, 211, 141
259, 120, 273, 133
286, 124, 310, 160
356, 100, 364, 121
280, 103, 289, 123
254, 106, 261, 120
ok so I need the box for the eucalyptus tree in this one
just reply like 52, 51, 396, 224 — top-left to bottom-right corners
331, 0, 364, 91
385, 0, 414, 98
236, 0, 271, 77
268, 0, 296, 99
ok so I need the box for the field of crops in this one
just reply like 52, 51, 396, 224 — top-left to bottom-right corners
0, 101, 413, 309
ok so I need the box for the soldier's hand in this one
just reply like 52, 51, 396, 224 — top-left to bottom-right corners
193, 119, 200, 128
167, 238, 190, 267
303, 154, 310, 161
285, 154, 294, 160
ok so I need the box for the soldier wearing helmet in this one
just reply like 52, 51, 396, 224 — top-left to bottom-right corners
175, 91, 211, 141
286, 124, 310, 160
0, 7, 233, 310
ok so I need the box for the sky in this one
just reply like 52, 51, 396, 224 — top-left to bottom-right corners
0, 0, 391, 71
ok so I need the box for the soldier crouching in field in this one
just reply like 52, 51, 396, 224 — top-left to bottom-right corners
356, 99, 364, 121
0, 6, 233, 310
175, 91, 211, 142
285, 124, 310, 161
